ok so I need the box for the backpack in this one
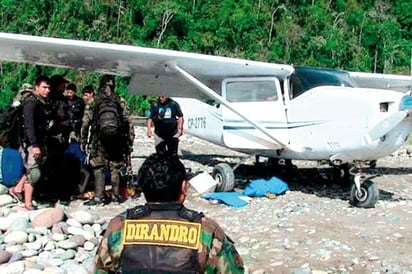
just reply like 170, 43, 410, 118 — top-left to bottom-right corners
95, 92, 123, 146
0, 104, 23, 149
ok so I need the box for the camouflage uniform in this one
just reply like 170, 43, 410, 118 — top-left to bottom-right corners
80, 86, 135, 201
94, 205, 244, 273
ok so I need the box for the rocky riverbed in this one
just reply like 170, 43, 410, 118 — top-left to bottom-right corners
0, 126, 412, 273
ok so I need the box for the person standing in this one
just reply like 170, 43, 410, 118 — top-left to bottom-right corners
146, 96, 184, 156
81, 75, 135, 205
48, 74, 71, 148
82, 85, 94, 103
94, 153, 244, 273
65, 83, 85, 142
15, 76, 51, 210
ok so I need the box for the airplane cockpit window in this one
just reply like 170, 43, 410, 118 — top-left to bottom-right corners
289, 66, 358, 99
226, 80, 278, 102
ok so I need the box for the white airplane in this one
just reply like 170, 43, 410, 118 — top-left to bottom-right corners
0, 32, 411, 208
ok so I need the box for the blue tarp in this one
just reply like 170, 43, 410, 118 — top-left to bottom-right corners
202, 192, 249, 208
201, 176, 289, 208
243, 176, 289, 197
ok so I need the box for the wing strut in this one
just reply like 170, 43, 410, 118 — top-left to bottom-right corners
168, 62, 301, 152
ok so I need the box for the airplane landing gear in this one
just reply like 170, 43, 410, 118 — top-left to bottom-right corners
212, 163, 235, 192
349, 176, 379, 208
333, 163, 350, 185
348, 161, 379, 208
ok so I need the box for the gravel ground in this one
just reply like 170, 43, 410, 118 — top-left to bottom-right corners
97, 126, 412, 273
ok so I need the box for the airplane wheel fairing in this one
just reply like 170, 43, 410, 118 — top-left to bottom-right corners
212, 163, 235, 192
349, 180, 379, 208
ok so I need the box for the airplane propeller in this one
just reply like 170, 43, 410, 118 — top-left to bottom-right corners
362, 110, 407, 145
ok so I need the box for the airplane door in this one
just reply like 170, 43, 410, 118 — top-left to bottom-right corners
221, 77, 288, 150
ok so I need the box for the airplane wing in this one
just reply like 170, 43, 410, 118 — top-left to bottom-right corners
349, 71, 411, 92
0, 32, 293, 99
0, 32, 296, 150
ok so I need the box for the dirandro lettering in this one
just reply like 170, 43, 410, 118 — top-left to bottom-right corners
122, 219, 201, 249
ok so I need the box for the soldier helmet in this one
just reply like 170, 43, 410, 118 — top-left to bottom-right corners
19, 83, 33, 95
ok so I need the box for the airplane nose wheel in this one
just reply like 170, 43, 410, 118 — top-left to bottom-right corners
212, 163, 235, 192
349, 178, 379, 208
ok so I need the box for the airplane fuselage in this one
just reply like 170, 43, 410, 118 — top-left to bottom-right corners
175, 85, 412, 164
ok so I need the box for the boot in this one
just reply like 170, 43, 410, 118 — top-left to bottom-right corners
94, 170, 106, 199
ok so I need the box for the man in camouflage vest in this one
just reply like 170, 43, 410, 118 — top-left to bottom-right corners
94, 153, 244, 273
80, 75, 135, 205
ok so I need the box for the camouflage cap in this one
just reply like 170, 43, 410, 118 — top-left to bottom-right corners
19, 83, 33, 94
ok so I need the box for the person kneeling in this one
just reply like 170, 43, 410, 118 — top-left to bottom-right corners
94, 153, 244, 273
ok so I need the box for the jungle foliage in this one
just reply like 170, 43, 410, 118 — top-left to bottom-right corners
0, 0, 411, 113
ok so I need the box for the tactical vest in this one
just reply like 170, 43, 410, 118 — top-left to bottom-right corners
119, 203, 204, 274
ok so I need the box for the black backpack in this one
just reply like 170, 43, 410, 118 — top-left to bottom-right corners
0, 101, 24, 149
95, 92, 123, 146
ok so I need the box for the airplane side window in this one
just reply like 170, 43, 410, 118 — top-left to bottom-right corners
226, 81, 277, 102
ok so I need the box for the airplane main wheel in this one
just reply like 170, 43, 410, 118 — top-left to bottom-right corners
333, 163, 350, 186
349, 179, 379, 208
369, 160, 377, 169
212, 163, 235, 192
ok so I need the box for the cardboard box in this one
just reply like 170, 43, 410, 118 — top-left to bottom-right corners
189, 172, 217, 194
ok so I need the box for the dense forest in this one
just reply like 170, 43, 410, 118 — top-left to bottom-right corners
0, 0, 411, 113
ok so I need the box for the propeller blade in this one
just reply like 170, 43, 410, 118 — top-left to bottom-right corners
362, 111, 407, 145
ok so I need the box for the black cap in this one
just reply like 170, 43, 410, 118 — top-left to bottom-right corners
50, 75, 69, 85
82, 85, 94, 94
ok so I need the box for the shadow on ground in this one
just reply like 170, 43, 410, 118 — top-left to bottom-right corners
180, 151, 412, 204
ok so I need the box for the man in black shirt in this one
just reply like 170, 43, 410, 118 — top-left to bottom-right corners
65, 83, 85, 141
16, 75, 51, 210
147, 96, 184, 156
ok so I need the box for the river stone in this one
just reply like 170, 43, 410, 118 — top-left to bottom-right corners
83, 224, 95, 237
5, 260, 25, 274
38, 251, 52, 259
51, 232, 66, 241
27, 226, 49, 236
0, 184, 8, 194
0, 250, 12, 264
84, 241, 95, 251
23, 269, 42, 274
7, 216, 29, 232
91, 223, 102, 235
47, 258, 64, 267
60, 261, 89, 274
69, 210, 96, 224
1, 206, 12, 217
0, 216, 12, 231
66, 218, 82, 228
31, 207, 65, 228
56, 239, 78, 249
5, 244, 24, 253
70, 234, 86, 246
0, 194, 13, 206
66, 226, 85, 236
42, 266, 66, 274
23, 240, 42, 250
44, 240, 57, 251
60, 249, 76, 261
4, 231, 28, 244
7, 251, 23, 263
21, 249, 38, 258
51, 221, 69, 234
